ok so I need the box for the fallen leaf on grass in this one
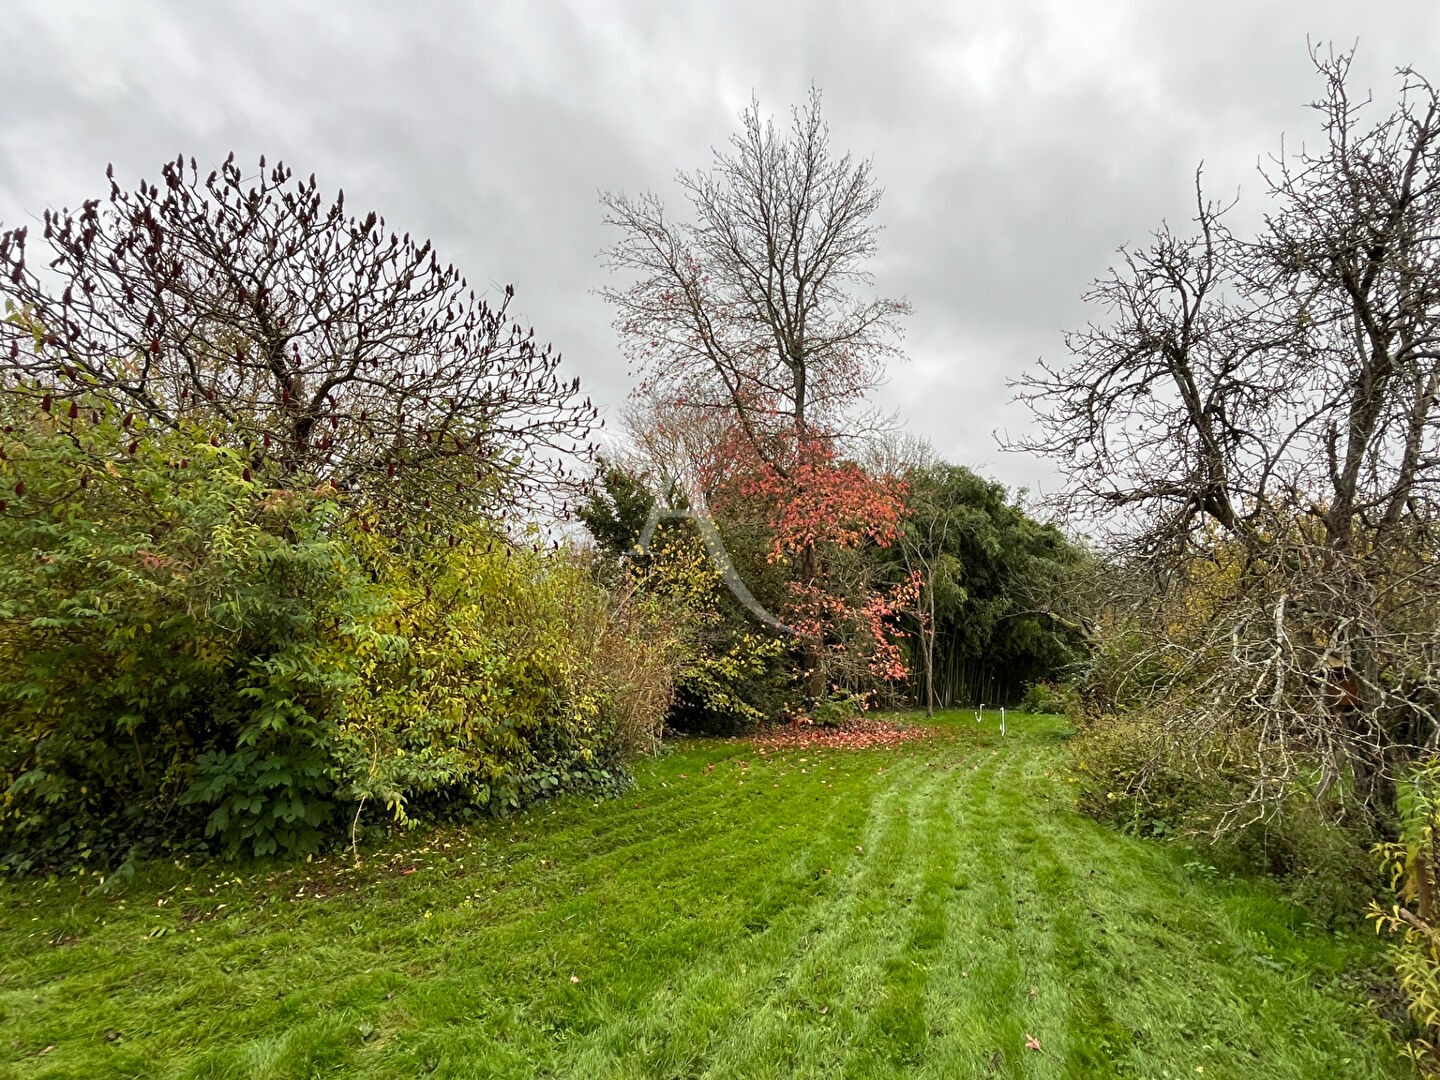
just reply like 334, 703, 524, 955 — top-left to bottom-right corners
747, 719, 935, 752
1025, 1034, 1042, 1052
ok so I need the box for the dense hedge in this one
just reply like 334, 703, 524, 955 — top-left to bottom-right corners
0, 399, 676, 872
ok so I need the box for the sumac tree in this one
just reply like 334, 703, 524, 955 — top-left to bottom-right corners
0, 154, 595, 513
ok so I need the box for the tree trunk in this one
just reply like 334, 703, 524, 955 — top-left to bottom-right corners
922, 573, 936, 717
798, 544, 826, 702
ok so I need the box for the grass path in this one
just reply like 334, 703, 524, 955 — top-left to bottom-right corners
0, 712, 1404, 1078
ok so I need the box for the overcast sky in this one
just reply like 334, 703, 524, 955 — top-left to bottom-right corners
3, 1, 1438, 499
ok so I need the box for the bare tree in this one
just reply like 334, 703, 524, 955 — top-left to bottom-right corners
1014, 48, 1440, 824
599, 87, 909, 473
0, 155, 596, 514
601, 90, 912, 702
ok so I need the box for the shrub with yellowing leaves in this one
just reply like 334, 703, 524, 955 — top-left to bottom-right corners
333, 522, 676, 822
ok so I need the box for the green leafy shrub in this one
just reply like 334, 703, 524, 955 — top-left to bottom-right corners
0, 397, 679, 871
807, 693, 866, 727
0, 400, 375, 867
623, 525, 786, 735
1018, 681, 1077, 715
1226, 799, 1375, 926
1070, 712, 1218, 839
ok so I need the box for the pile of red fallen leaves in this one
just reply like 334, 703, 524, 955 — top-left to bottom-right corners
749, 718, 934, 752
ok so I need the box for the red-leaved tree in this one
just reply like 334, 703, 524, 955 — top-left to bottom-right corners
727, 439, 918, 703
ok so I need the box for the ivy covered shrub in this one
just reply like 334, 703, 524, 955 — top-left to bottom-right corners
631, 527, 786, 735
0, 396, 675, 872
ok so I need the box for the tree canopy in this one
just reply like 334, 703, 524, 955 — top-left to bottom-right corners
600, 88, 909, 471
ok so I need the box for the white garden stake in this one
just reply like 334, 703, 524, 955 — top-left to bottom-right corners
975, 703, 984, 724
1000, 706, 1006, 736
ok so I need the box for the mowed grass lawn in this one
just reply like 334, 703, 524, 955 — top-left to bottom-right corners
0, 712, 1406, 1079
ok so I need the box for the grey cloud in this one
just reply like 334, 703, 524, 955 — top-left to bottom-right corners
2, 0, 1437, 504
